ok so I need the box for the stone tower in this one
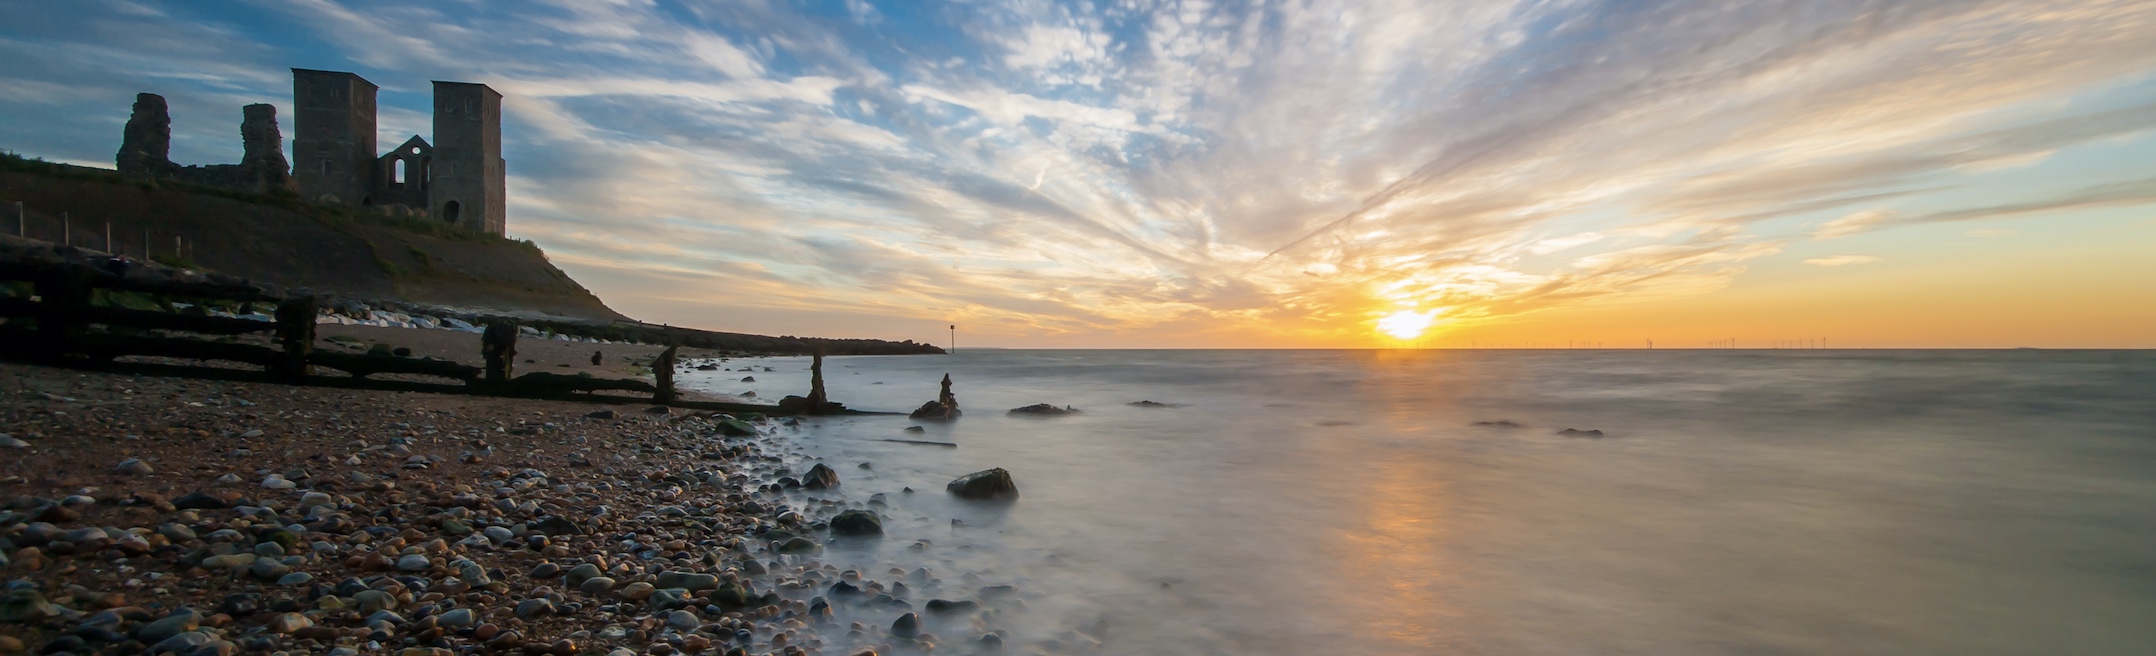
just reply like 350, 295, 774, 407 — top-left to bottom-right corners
430, 81, 505, 235
116, 93, 175, 177
239, 103, 295, 193
290, 69, 378, 206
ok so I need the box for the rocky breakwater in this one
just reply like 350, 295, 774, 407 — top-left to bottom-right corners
0, 363, 1019, 656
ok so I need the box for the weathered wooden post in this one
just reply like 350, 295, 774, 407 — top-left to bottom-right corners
482, 321, 517, 382
806, 347, 829, 415
274, 296, 316, 383
653, 343, 680, 404
31, 265, 94, 363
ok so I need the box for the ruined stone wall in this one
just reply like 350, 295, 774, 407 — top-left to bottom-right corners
113, 94, 295, 194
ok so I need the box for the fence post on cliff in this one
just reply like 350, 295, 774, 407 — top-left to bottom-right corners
31, 265, 93, 363
482, 321, 517, 383
653, 343, 680, 404
274, 296, 316, 383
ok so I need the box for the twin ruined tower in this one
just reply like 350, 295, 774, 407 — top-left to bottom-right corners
116, 69, 506, 236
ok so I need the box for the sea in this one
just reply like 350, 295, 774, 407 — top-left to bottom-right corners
679, 349, 2156, 655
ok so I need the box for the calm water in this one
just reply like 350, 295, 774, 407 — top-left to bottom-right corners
681, 350, 2156, 655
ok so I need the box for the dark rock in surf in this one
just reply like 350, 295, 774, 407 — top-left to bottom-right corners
1008, 403, 1077, 416
1472, 420, 1523, 428
1556, 428, 1605, 438
910, 373, 963, 420
1128, 400, 1183, 408
946, 468, 1019, 501
828, 510, 882, 537
801, 463, 839, 490
925, 599, 979, 614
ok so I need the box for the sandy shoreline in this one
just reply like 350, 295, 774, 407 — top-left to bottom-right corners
0, 358, 963, 656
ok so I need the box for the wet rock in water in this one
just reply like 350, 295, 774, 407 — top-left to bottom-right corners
1007, 403, 1077, 416
946, 468, 1020, 501
802, 462, 841, 489
711, 582, 754, 608
1127, 400, 1184, 408
1472, 420, 1524, 428
740, 376, 756, 382
717, 419, 757, 437
514, 598, 555, 618
586, 409, 617, 420
891, 612, 921, 638
116, 457, 155, 475
829, 510, 882, 537
925, 599, 979, 614
1557, 428, 1605, 438
173, 491, 225, 510
908, 400, 957, 420
777, 537, 820, 554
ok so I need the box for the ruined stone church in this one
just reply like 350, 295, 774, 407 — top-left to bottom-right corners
116, 68, 507, 236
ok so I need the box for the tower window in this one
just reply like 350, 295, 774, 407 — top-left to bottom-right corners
320, 160, 332, 175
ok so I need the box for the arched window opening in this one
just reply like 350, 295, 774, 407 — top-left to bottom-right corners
420, 158, 432, 185
443, 200, 462, 222
393, 159, 406, 185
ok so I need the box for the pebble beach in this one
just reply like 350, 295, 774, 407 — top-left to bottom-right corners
0, 359, 992, 656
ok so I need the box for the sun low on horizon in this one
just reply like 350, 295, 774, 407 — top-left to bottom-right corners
1, 1, 2152, 348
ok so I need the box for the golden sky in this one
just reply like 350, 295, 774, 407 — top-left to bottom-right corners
5, 0, 2154, 347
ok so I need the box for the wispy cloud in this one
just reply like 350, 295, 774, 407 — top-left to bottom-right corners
2, 0, 2154, 344
1803, 255, 1882, 267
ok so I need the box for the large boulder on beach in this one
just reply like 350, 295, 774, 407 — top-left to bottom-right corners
829, 510, 883, 537
1008, 403, 1077, 416
946, 468, 1019, 500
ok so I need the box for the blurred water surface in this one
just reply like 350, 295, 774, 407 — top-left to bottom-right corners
683, 349, 2156, 655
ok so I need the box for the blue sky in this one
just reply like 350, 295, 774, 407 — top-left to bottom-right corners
2, 0, 2152, 346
